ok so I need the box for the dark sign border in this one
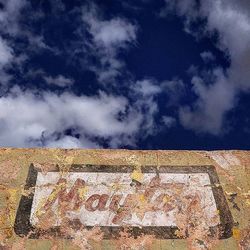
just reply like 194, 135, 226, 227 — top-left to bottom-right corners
14, 164, 233, 239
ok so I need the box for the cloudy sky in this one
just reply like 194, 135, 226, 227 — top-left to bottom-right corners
0, 0, 250, 149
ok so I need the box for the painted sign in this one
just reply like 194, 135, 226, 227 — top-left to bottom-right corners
14, 165, 233, 239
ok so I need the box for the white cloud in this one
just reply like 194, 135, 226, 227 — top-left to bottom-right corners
162, 116, 176, 128
161, 79, 185, 106
0, 2, 162, 149
44, 75, 74, 87
0, 0, 56, 88
0, 37, 14, 86
0, 0, 24, 86
82, 3, 137, 83
91, 19, 136, 48
0, 0, 45, 87
130, 78, 162, 136
179, 69, 236, 134
83, 4, 137, 50
0, 0, 49, 50
0, 37, 13, 66
0, 87, 147, 148
132, 78, 184, 132
200, 51, 215, 63
160, 0, 198, 20
45, 136, 98, 149
0, 0, 27, 35
161, 0, 250, 134
133, 79, 161, 97
25, 70, 74, 88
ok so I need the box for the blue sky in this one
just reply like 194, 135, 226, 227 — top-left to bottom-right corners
0, 0, 250, 149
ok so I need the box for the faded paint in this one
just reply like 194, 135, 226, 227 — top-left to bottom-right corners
29, 171, 219, 228
207, 151, 241, 170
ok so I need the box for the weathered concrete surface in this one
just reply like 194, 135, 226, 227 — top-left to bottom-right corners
0, 149, 249, 249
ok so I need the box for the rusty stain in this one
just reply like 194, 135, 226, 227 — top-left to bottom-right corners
232, 228, 241, 240
174, 192, 220, 249
239, 228, 250, 250
114, 229, 155, 249
131, 169, 143, 183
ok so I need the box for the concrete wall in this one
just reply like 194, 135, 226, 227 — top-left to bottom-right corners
0, 149, 249, 249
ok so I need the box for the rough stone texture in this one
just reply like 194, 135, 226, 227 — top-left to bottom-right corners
0, 149, 249, 249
